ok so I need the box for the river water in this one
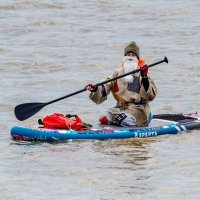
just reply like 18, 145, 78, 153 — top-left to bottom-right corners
0, 1, 200, 200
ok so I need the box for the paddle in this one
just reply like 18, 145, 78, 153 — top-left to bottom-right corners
15, 56, 168, 121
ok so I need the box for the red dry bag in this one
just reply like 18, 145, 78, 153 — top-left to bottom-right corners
41, 113, 84, 130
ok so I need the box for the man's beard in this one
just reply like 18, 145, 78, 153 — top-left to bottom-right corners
123, 56, 138, 83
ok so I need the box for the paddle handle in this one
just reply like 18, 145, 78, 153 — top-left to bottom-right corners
47, 56, 168, 105
95, 56, 168, 86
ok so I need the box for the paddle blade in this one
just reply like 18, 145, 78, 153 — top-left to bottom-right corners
14, 102, 46, 121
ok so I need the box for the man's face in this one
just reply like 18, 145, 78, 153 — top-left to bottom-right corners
125, 52, 137, 57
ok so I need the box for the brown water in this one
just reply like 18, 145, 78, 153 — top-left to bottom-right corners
0, 1, 200, 199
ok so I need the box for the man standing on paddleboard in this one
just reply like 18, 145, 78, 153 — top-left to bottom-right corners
85, 41, 157, 127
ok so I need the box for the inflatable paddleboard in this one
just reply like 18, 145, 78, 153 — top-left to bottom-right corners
11, 113, 200, 142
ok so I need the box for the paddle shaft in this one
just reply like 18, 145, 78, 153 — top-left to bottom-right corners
46, 56, 168, 105
14, 56, 168, 121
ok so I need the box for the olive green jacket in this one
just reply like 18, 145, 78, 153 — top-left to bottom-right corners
89, 67, 157, 126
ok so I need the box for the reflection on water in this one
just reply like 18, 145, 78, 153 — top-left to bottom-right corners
92, 138, 160, 167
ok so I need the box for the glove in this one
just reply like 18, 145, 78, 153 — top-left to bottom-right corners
140, 65, 148, 77
85, 84, 98, 92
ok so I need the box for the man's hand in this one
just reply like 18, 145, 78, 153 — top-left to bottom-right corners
140, 65, 148, 77
85, 84, 98, 92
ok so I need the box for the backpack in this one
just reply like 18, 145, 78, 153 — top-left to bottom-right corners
38, 113, 91, 130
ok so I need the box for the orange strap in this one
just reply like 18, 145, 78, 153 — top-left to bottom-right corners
138, 59, 145, 67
